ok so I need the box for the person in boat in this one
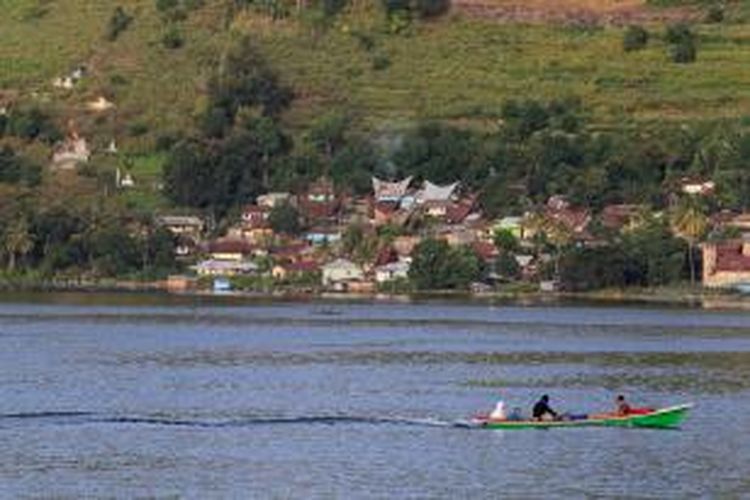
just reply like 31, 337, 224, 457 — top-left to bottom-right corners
489, 395, 506, 420
532, 394, 558, 421
615, 395, 632, 416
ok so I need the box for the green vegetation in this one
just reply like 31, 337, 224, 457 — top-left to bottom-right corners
3, 0, 750, 291
623, 25, 650, 52
268, 202, 301, 235
409, 238, 482, 290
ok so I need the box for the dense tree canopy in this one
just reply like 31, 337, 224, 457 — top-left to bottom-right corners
409, 238, 482, 290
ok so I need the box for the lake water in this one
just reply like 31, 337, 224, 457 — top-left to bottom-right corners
1, 295, 749, 498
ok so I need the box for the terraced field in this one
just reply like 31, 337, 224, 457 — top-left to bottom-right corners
1, 0, 750, 142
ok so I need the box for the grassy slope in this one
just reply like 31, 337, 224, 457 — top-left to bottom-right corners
249, 9, 750, 129
2, 1, 750, 143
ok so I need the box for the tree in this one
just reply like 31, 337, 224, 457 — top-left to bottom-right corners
670, 38, 697, 64
671, 197, 708, 286
3, 217, 33, 272
665, 24, 697, 64
393, 122, 482, 186
494, 252, 521, 281
493, 228, 520, 253
409, 238, 481, 290
268, 202, 300, 236
621, 218, 686, 287
106, 6, 133, 41
0, 147, 41, 186
141, 226, 179, 277
623, 25, 649, 52
87, 224, 140, 277
307, 112, 351, 161
6, 107, 61, 143
415, 0, 450, 18
204, 37, 292, 136
163, 140, 214, 209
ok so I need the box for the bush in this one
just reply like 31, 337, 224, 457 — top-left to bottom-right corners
0, 146, 42, 186
371, 53, 391, 71
623, 25, 649, 52
705, 4, 724, 24
415, 0, 450, 18
155, 0, 179, 12
670, 38, 697, 63
105, 6, 133, 41
665, 23, 693, 44
161, 26, 184, 49
494, 252, 521, 281
409, 239, 482, 290
128, 122, 149, 137
665, 24, 697, 64
268, 202, 301, 235
7, 107, 61, 143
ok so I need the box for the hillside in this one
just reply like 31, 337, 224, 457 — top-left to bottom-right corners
3, 0, 750, 146
3, 0, 750, 288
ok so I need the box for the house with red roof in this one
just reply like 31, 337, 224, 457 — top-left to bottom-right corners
702, 238, 750, 288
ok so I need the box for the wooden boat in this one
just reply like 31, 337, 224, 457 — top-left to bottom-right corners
474, 404, 692, 430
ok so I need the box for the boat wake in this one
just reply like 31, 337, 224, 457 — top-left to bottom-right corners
0, 411, 475, 430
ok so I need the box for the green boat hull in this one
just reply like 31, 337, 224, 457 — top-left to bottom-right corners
478, 404, 692, 430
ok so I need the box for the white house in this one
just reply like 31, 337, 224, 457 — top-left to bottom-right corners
191, 259, 259, 277
51, 135, 90, 170
321, 258, 364, 287
374, 260, 410, 283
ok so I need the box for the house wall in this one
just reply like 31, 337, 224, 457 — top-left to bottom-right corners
702, 244, 750, 287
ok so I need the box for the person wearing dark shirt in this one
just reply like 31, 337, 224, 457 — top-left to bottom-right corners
615, 395, 632, 416
532, 394, 558, 421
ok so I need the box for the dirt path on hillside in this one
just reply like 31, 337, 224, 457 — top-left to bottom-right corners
453, 0, 698, 26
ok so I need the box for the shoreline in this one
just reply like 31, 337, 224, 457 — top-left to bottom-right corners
0, 279, 749, 311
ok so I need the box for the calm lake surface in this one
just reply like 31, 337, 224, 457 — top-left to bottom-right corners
1, 295, 749, 498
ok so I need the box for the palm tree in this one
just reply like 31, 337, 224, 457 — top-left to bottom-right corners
3, 217, 34, 272
671, 197, 708, 286
524, 211, 572, 280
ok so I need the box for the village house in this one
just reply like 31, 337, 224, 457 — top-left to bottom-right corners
87, 96, 115, 112
51, 131, 90, 170
116, 168, 135, 189
446, 196, 479, 225
423, 200, 452, 219
393, 235, 421, 260
530, 196, 592, 242
374, 260, 410, 283
321, 258, 364, 290
52, 65, 86, 90
270, 242, 314, 264
472, 241, 499, 264
226, 224, 274, 246
723, 213, 750, 236
301, 177, 339, 223
373, 245, 399, 267
702, 238, 750, 288
207, 239, 263, 261
373, 176, 413, 204
257, 192, 294, 209
305, 226, 343, 246
373, 201, 398, 226
600, 204, 644, 233
416, 181, 459, 205
441, 226, 477, 247
192, 238, 265, 277
272, 260, 320, 281
241, 204, 270, 228
679, 177, 715, 197
156, 215, 205, 239
487, 216, 526, 241
191, 259, 259, 277
174, 235, 199, 259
